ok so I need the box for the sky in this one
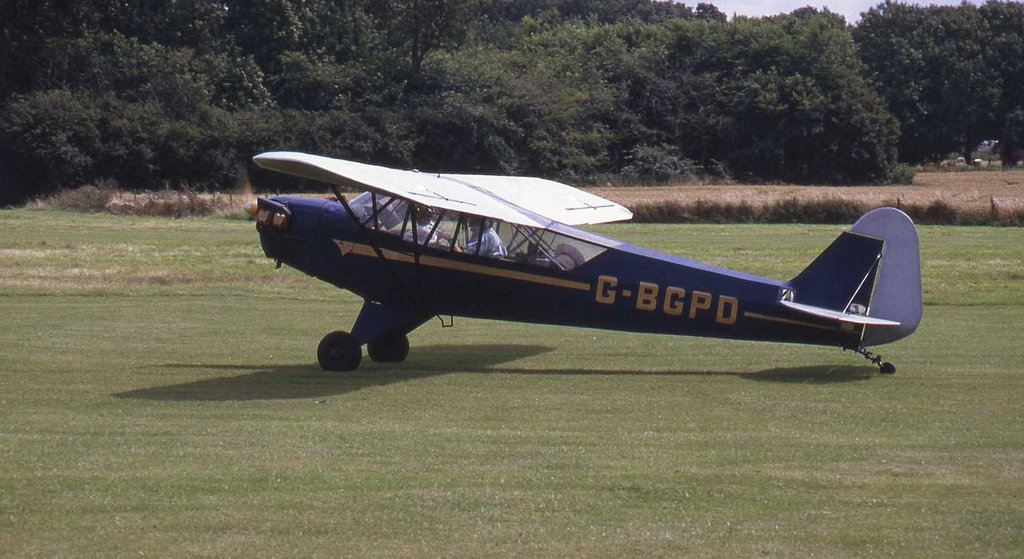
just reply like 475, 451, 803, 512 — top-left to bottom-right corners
706, 1, 983, 24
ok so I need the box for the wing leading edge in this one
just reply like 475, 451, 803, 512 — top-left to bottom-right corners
253, 151, 632, 227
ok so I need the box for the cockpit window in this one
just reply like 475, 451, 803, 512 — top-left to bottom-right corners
349, 192, 405, 233
465, 217, 508, 258
347, 191, 606, 270
433, 211, 462, 250
404, 206, 456, 250
499, 224, 604, 270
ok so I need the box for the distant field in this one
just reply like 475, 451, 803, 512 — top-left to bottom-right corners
588, 169, 1024, 222
30, 168, 1024, 224
1, 210, 1022, 558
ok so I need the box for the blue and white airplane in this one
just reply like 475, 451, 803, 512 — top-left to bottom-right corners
248, 152, 921, 373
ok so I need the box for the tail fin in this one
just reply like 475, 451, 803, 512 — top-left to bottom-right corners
790, 208, 922, 347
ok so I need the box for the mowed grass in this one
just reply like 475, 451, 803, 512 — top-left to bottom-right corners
1, 209, 1022, 558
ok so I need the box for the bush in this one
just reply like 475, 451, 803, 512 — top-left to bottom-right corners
622, 144, 698, 183
882, 163, 917, 185
761, 198, 867, 223
38, 183, 116, 212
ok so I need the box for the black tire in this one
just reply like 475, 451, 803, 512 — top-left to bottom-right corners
880, 362, 896, 375
317, 331, 362, 371
367, 332, 410, 363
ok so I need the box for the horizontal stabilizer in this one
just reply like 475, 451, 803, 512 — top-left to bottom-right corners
780, 300, 902, 327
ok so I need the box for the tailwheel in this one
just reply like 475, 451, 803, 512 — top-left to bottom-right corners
317, 331, 362, 371
852, 346, 896, 375
367, 332, 410, 363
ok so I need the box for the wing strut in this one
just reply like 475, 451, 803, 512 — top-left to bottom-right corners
330, 185, 423, 315
409, 204, 424, 297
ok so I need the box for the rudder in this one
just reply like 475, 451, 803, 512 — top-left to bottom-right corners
850, 208, 922, 346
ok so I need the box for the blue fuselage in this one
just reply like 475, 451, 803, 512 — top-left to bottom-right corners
257, 196, 863, 348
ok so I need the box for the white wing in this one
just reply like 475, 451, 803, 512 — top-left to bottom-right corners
443, 174, 632, 225
252, 151, 631, 227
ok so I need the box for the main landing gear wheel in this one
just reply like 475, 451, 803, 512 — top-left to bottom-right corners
367, 332, 410, 363
317, 331, 362, 371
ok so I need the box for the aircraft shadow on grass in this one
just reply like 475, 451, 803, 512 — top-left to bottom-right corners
115, 344, 875, 402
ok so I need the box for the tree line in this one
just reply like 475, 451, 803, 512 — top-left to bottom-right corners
1, 0, 1022, 206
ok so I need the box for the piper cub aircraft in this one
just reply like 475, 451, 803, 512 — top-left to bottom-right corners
249, 151, 921, 374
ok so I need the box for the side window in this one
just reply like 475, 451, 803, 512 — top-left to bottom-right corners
404, 206, 456, 250
347, 192, 375, 222
348, 192, 408, 235
346, 196, 606, 269
464, 217, 508, 258
493, 221, 517, 252
432, 211, 461, 251
502, 224, 534, 262
402, 205, 431, 245
500, 224, 606, 271
546, 231, 605, 270
378, 198, 408, 235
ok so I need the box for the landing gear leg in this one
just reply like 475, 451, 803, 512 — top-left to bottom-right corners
317, 331, 362, 371
853, 346, 896, 374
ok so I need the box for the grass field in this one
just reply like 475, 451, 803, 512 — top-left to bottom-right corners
1, 210, 1022, 558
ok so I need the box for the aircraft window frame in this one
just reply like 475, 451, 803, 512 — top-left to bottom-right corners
461, 216, 508, 258
425, 209, 444, 244
347, 191, 607, 268
389, 204, 455, 250
452, 214, 469, 253
398, 205, 409, 238
470, 222, 482, 256
370, 195, 404, 231
436, 212, 466, 253
407, 206, 442, 248
495, 221, 605, 271
350, 192, 408, 235
370, 193, 380, 230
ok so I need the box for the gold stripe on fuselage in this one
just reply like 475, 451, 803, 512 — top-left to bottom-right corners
334, 240, 592, 292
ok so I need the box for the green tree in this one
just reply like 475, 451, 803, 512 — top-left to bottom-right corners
1, 0, 918, 206
381, 0, 484, 76
855, 2, 1001, 163
32, 31, 271, 115
418, 22, 621, 178
728, 9, 899, 183
479, 0, 693, 24
695, 3, 726, 22
626, 10, 898, 183
981, 0, 1024, 165
1, 89, 101, 201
